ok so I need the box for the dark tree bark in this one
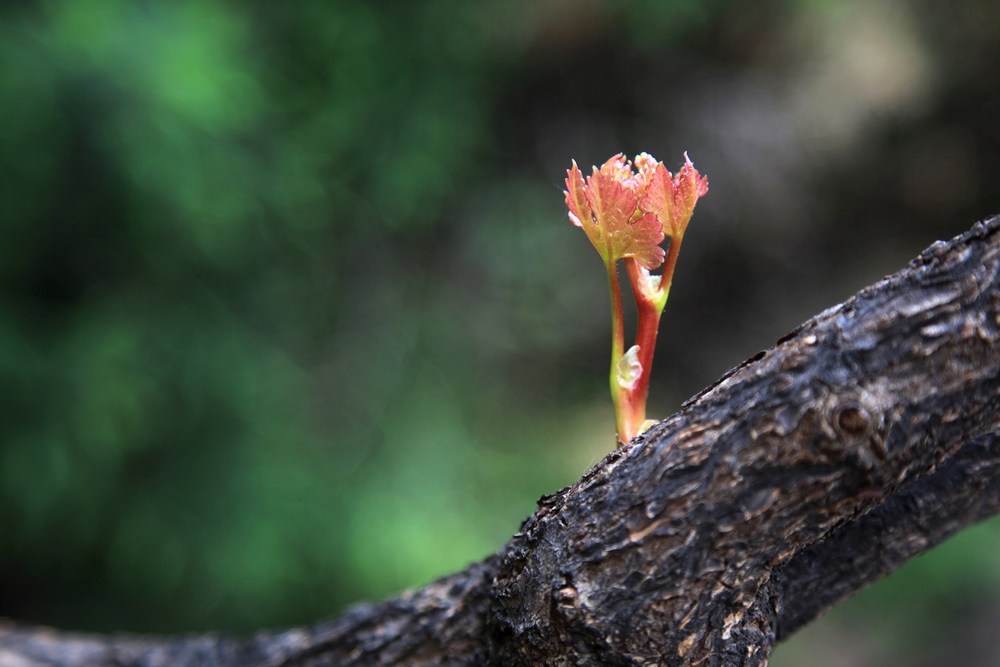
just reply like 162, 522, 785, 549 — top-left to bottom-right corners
4, 216, 1000, 666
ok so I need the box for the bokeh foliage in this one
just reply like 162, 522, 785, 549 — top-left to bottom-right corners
0, 0, 501, 631
2, 1, 1000, 662
0, 0, 641, 632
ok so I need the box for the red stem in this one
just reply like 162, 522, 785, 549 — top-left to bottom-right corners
659, 234, 684, 296
619, 235, 685, 443
623, 259, 659, 432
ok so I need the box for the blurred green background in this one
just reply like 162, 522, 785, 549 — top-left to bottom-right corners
1, 0, 999, 664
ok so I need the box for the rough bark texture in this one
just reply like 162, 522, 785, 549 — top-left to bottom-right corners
3, 216, 1000, 667
775, 431, 1000, 640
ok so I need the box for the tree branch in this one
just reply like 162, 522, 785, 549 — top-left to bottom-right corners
774, 430, 1000, 639
3, 217, 1000, 666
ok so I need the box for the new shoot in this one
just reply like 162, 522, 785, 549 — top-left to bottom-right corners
564, 153, 708, 444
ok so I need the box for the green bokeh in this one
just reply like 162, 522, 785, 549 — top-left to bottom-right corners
0, 0, 620, 633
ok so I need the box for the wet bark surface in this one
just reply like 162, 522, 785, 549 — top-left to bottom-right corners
4, 216, 1000, 667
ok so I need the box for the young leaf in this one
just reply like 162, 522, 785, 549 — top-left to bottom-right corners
641, 152, 708, 238
564, 155, 666, 270
565, 160, 599, 249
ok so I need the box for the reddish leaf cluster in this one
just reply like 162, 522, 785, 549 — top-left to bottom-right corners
564, 152, 708, 444
564, 153, 708, 270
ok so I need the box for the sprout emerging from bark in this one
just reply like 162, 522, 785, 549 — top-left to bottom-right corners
565, 153, 708, 443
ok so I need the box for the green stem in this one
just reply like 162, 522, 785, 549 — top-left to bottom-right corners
607, 260, 627, 441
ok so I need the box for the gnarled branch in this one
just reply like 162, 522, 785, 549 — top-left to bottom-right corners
4, 217, 1000, 666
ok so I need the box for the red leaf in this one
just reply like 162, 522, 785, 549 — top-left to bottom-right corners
641, 153, 708, 238
614, 211, 665, 270
565, 161, 603, 255
564, 154, 667, 269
